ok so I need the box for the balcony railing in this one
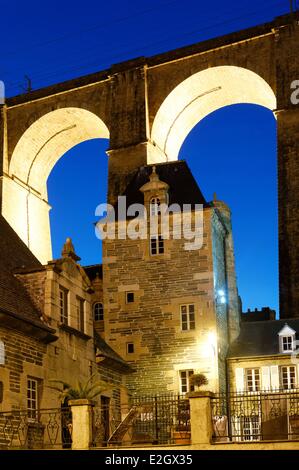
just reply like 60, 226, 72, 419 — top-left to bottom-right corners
92, 394, 190, 447
0, 408, 72, 449
211, 389, 299, 442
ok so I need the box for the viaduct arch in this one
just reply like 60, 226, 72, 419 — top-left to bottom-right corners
0, 13, 299, 319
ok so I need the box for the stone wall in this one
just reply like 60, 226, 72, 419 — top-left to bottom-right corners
103, 207, 232, 395
0, 327, 46, 411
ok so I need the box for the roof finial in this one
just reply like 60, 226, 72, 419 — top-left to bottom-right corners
213, 192, 217, 202
149, 165, 159, 182
61, 237, 81, 261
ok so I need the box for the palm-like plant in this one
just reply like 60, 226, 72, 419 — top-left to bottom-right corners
48, 374, 110, 403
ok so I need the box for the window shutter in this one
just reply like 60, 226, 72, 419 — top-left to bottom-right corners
235, 367, 244, 392
270, 365, 280, 390
261, 366, 270, 391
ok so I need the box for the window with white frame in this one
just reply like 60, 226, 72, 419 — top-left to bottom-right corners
27, 377, 39, 420
280, 365, 296, 390
179, 370, 194, 394
181, 304, 195, 331
0, 340, 4, 365
245, 368, 260, 392
278, 324, 296, 353
282, 336, 294, 352
76, 296, 85, 332
150, 235, 164, 255
150, 197, 161, 216
59, 287, 68, 325
94, 302, 104, 321
241, 416, 261, 441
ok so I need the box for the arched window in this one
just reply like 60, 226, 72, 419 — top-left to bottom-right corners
0, 340, 5, 365
150, 197, 161, 216
94, 302, 104, 321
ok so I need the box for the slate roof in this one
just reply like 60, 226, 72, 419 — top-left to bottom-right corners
116, 161, 208, 212
228, 319, 299, 358
0, 215, 56, 338
94, 331, 132, 372
84, 264, 103, 281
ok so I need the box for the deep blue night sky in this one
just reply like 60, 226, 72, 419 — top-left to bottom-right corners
2, 0, 289, 314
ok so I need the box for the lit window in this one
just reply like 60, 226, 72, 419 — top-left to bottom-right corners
246, 369, 260, 392
241, 416, 260, 441
126, 292, 135, 303
278, 325, 296, 353
150, 236, 164, 255
27, 378, 39, 421
282, 336, 294, 352
181, 304, 195, 331
150, 197, 161, 216
76, 297, 85, 332
281, 366, 296, 390
179, 370, 194, 394
127, 343, 134, 354
59, 287, 68, 325
0, 340, 4, 365
94, 302, 104, 321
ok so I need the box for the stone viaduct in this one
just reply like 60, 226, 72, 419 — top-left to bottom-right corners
0, 13, 299, 318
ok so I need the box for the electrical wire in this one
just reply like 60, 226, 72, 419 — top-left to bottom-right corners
1, 0, 185, 60
4, 0, 287, 95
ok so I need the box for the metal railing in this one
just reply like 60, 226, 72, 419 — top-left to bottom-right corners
211, 389, 299, 442
0, 408, 72, 449
92, 394, 190, 447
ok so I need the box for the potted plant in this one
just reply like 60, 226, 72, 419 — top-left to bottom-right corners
48, 374, 111, 448
189, 373, 209, 392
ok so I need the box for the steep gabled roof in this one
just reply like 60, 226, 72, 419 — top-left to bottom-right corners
228, 319, 299, 358
116, 161, 208, 212
84, 264, 103, 281
0, 215, 56, 341
94, 331, 132, 373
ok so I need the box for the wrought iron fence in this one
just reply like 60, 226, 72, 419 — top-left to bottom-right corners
0, 408, 72, 449
211, 390, 299, 442
92, 394, 190, 447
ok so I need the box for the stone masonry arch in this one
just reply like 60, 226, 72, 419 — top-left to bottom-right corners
150, 66, 276, 162
1, 13, 299, 318
3, 107, 109, 263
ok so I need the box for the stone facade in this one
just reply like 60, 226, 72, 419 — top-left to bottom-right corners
227, 318, 299, 392
0, 237, 130, 415
102, 163, 240, 395
0, 328, 46, 410
0, 14, 298, 320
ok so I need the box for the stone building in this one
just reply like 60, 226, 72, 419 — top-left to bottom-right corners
0, 215, 130, 416
225, 318, 299, 441
101, 161, 240, 395
228, 319, 299, 393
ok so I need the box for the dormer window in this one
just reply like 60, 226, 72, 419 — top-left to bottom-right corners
282, 336, 293, 352
150, 197, 161, 216
278, 324, 296, 354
